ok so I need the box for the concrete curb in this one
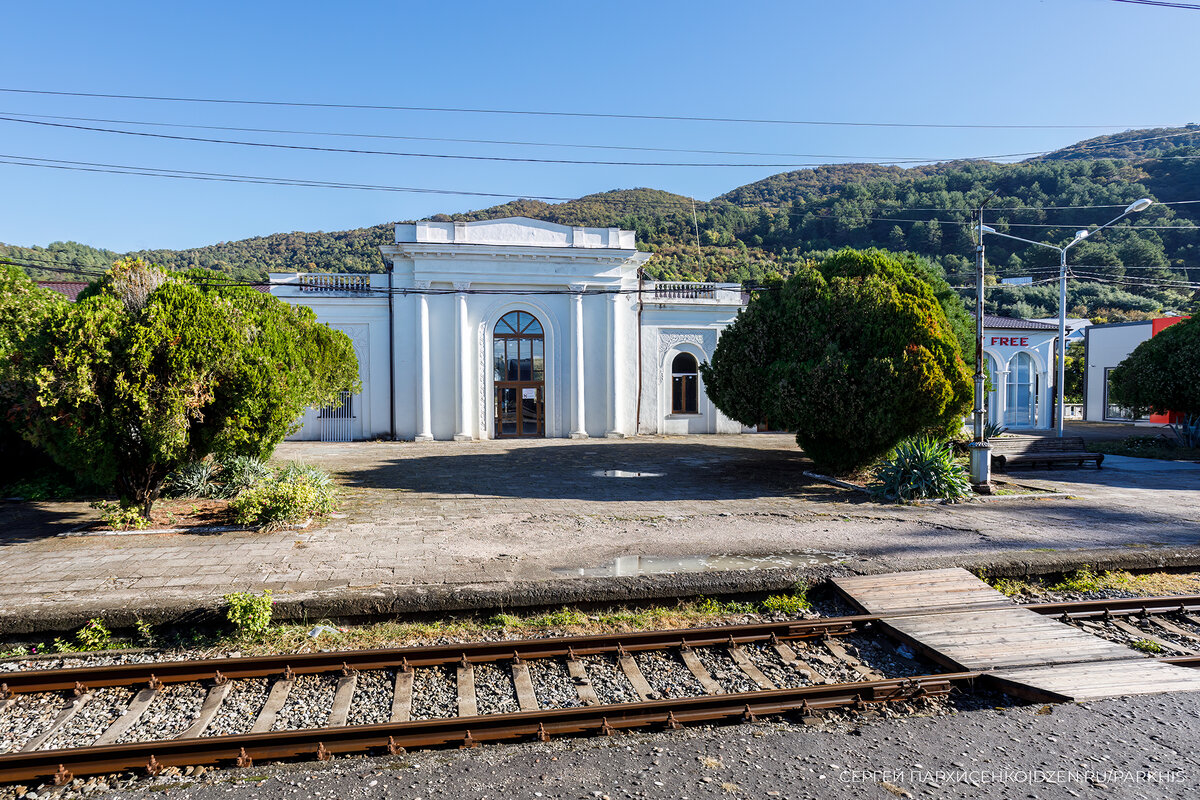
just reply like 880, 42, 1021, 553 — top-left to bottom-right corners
7, 545, 1200, 639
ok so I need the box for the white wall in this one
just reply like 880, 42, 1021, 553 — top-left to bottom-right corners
269, 274, 392, 441
1084, 322, 1152, 422
981, 327, 1057, 430
637, 300, 745, 435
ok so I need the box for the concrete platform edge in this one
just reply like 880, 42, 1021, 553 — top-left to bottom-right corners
7, 544, 1200, 638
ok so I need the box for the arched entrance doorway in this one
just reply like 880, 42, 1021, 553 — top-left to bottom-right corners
493, 310, 545, 437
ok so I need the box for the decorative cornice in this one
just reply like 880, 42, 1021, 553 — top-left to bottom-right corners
413, 280, 432, 290
453, 281, 471, 291
568, 283, 587, 293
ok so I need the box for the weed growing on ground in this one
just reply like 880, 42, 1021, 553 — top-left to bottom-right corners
224, 590, 274, 635
53, 618, 117, 652
988, 577, 1036, 598
1130, 639, 1164, 654
695, 597, 758, 615
1050, 568, 1132, 594
762, 587, 811, 613
90, 500, 150, 530
230, 466, 337, 530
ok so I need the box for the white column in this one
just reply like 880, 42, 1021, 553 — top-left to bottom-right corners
605, 289, 623, 437
453, 283, 472, 441
570, 284, 588, 439
415, 281, 433, 442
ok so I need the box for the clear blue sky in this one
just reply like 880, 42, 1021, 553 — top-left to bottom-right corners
2, 0, 1196, 252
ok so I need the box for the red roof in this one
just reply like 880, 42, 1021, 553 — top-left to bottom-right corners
37, 281, 89, 301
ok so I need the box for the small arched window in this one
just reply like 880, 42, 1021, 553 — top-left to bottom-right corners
671, 352, 699, 414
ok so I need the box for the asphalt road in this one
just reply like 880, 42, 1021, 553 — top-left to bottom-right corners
96, 691, 1199, 800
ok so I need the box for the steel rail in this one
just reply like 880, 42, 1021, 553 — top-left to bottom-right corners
0, 671, 976, 785
1025, 595, 1200, 619
5, 594, 1200, 697
0, 616, 867, 696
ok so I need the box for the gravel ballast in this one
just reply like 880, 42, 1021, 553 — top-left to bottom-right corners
635, 650, 704, 699
117, 682, 206, 742
474, 662, 519, 715
346, 669, 393, 727
578, 654, 639, 705
271, 674, 336, 731
39, 686, 133, 750
410, 667, 455, 720
527, 657, 582, 709
202, 678, 268, 737
693, 646, 759, 693
0, 691, 64, 753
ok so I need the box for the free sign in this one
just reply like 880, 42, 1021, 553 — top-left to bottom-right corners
990, 336, 1030, 346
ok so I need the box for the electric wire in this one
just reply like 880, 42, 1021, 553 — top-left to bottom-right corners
0, 87, 1175, 129
4, 111, 1196, 165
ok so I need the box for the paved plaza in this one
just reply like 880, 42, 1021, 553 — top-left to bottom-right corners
2, 433, 1199, 632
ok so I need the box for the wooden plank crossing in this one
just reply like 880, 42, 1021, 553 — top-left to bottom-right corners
833, 568, 1200, 701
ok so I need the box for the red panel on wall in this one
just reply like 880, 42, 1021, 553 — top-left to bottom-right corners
1148, 316, 1189, 423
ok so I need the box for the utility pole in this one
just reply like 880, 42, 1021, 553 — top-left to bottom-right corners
1056, 247, 1068, 438
970, 207, 991, 491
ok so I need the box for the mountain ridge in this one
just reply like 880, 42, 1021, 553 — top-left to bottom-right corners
4, 125, 1198, 320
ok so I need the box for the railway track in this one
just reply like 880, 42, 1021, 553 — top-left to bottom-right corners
2, 595, 1199, 787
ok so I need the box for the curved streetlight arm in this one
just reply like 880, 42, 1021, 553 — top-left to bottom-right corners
978, 226, 1064, 254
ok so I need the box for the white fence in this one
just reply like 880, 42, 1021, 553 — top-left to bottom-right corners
299, 274, 372, 293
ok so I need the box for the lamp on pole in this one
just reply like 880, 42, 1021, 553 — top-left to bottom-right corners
978, 197, 1152, 437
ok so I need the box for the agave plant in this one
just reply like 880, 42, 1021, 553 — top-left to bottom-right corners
869, 436, 972, 502
983, 421, 1008, 441
164, 459, 219, 499
215, 455, 272, 499
274, 461, 333, 488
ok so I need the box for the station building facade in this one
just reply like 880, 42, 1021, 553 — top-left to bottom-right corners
270, 217, 749, 441
1083, 316, 1189, 424
979, 315, 1058, 430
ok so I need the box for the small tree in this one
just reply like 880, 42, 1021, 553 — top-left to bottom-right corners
10, 259, 359, 516
1108, 316, 1200, 447
0, 265, 68, 485
701, 249, 972, 474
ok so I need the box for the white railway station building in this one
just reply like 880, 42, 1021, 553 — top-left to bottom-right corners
978, 315, 1058, 430
270, 217, 749, 441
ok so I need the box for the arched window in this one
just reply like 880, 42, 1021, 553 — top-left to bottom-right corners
1005, 352, 1035, 427
671, 352, 699, 414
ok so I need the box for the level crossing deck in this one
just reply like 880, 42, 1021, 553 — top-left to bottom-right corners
833, 568, 1200, 701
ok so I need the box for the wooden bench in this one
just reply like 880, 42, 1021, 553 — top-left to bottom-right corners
989, 435, 1104, 471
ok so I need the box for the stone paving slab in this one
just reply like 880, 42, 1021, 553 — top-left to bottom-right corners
1, 433, 1198, 634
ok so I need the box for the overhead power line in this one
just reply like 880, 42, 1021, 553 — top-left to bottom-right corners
5, 111, 1196, 165
8, 153, 1200, 222
0, 87, 1179, 130
1106, 0, 1200, 9
4, 113, 1199, 170
0, 116, 856, 168
0, 111, 1042, 163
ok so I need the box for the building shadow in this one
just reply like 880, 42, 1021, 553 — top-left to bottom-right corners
335, 440, 866, 504
0, 501, 94, 545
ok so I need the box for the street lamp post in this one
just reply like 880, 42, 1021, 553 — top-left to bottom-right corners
977, 198, 1152, 437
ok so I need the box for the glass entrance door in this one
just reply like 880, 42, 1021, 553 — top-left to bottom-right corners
496, 385, 544, 437
493, 311, 545, 438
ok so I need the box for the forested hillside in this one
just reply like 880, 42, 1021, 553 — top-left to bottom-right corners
4, 125, 1198, 321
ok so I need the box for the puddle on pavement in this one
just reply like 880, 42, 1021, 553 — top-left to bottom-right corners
593, 469, 665, 478
552, 550, 850, 577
